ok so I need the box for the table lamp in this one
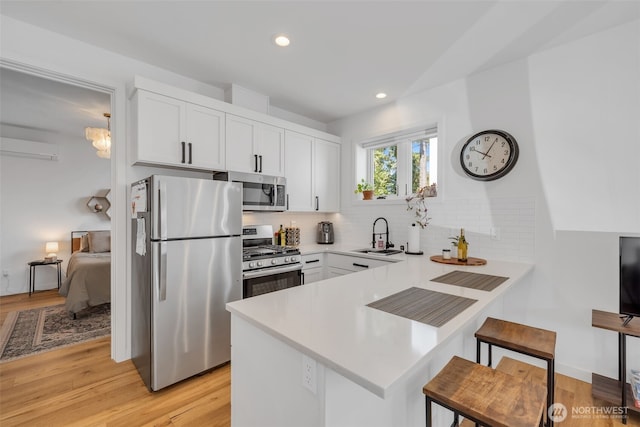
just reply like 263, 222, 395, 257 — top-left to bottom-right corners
45, 241, 59, 261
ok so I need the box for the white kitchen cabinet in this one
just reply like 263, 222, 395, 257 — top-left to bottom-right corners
226, 114, 284, 176
301, 253, 324, 284
314, 138, 340, 212
284, 131, 314, 211
133, 90, 225, 170
326, 253, 395, 273
285, 131, 340, 212
326, 267, 351, 278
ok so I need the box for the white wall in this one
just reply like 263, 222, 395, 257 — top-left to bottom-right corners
329, 20, 640, 381
0, 132, 111, 295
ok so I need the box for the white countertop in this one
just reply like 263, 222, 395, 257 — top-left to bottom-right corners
227, 250, 533, 398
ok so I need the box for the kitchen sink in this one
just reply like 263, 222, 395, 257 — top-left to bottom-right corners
352, 248, 404, 256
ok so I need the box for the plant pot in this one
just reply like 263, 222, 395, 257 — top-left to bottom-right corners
362, 190, 374, 200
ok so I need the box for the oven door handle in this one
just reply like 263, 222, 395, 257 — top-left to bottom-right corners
243, 263, 302, 279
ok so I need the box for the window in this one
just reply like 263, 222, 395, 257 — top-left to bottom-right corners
363, 127, 438, 199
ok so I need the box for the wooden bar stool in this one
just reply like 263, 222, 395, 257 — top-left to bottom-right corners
475, 317, 556, 427
423, 356, 547, 427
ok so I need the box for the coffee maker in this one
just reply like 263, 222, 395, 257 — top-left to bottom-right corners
316, 221, 334, 244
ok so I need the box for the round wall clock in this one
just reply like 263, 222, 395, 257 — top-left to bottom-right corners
460, 129, 519, 181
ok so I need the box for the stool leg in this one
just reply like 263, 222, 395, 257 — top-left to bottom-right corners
488, 343, 492, 368
425, 396, 432, 427
29, 266, 33, 296
476, 339, 481, 364
547, 359, 554, 427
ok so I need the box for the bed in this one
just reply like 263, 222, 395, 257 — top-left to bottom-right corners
59, 230, 111, 315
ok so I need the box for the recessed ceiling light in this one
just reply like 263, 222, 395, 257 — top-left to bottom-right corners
274, 34, 290, 47
375, 92, 387, 99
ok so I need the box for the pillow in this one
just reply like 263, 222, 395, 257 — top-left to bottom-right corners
88, 231, 110, 253
79, 234, 90, 252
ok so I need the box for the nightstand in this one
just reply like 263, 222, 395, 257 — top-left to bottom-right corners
27, 259, 63, 296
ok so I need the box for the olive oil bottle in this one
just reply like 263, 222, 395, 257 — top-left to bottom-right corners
457, 228, 468, 262
279, 224, 286, 247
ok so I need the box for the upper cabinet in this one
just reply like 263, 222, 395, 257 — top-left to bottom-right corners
132, 90, 225, 171
284, 131, 314, 211
285, 130, 340, 212
314, 138, 340, 212
130, 77, 341, 199
226, 114, 284, 176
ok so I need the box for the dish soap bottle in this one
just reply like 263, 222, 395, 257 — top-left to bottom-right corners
279, 225, 286, 247
457, 228, 468, 262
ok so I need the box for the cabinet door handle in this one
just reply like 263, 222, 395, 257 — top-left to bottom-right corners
286, 194, 289, 210
254, 154, 258, 172
301, 271, 305, 285
181, 141, 186, 163
305, 259, 320, 264
353, 263, 369, 269
315, 196, 319, 211
259, 155, 263, 173
188, 142, 193, 164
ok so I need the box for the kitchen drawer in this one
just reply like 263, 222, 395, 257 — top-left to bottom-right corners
301, 253, 325, 269
326, 253, 392, 272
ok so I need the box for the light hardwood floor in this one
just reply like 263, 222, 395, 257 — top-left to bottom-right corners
0, 290, 230, 426
1, 290, 638, 426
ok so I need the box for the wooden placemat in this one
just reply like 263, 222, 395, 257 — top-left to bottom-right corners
430, 255, 487, 266
430, 270, 509, 292
366, 287, 477, 327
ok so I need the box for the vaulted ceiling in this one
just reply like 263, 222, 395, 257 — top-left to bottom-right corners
1, 1, 638, 128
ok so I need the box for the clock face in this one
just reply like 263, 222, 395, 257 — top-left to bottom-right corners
460, 130, 519, 181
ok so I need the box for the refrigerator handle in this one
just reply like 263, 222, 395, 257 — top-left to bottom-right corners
158, 241, 167, 301
158, 181, 168, 240
152, 241, 168, 302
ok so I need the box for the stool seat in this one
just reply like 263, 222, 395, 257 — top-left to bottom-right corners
475, 317, 556, 360
475, 317, 557, 427
459, 357, 549, 427
423, 356, 547, 427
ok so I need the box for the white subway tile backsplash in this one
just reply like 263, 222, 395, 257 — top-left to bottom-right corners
246, 197, 535, 262
333, 197, 535, 263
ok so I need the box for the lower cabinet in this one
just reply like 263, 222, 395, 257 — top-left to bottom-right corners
326, 267, 352, 278
302, 252, 397, 283
301, 253, 325, 285
326, 253, 394, 272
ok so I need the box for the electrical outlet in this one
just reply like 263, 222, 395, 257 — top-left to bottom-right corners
490, 227, 501, 241
302, 355, 317, 394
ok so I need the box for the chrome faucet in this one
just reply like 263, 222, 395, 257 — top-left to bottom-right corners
372, 217, 394, 250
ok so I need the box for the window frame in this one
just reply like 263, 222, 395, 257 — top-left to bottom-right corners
359, 126, 438, 202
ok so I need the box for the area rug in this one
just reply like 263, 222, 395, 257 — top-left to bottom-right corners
0, 304, 110, 362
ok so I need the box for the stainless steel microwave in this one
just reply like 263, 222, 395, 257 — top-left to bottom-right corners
213, 171, 286, 211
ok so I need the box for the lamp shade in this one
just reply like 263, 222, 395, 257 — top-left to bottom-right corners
45, 241, 59, 255
85, 126, 111, 158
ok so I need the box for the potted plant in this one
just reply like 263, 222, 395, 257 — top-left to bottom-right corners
354, 179, 374, 200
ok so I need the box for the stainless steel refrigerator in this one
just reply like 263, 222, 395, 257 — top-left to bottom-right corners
131, 175, 242, 391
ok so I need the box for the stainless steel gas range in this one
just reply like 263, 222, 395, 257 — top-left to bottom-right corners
242, 225, 302, 298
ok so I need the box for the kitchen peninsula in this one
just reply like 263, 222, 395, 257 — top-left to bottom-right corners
226, 253, 533, 427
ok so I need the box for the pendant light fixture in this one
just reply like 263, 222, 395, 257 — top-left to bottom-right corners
85, 113, 111, 159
